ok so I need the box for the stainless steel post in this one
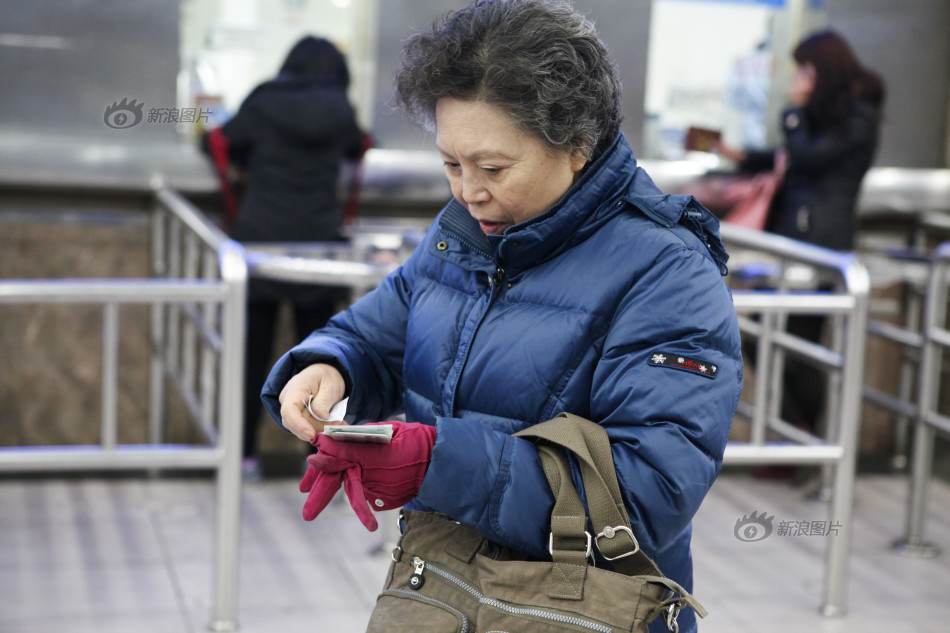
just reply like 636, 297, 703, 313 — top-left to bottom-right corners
209, 240, 247, 632
822, 259, 869, 616
149, 205, 167, 445
201, 249, 219, 431
751, 310, 773, 446
894, 286, 923, 470
893, 249, 946, 559
101, 302, 120, 451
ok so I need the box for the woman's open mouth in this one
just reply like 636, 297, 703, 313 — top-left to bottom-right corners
478, 220, 506, 235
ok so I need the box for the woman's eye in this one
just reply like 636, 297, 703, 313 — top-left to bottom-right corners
481, 166, 501, 174
443, 161, 460, 170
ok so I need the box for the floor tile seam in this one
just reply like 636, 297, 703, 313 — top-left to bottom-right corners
149, 508, 201, 633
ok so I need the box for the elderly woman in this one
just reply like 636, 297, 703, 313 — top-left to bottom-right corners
262, 1, 741, 631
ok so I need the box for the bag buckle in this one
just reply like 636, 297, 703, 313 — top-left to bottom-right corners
595, 525, 640, 561
665, 602, 681, 633
548, 531, 592, 561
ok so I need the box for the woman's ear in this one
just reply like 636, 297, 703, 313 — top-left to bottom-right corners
569, 148, 588, 173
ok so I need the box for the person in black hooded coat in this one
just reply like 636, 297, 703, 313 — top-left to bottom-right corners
204, 36, 365, 477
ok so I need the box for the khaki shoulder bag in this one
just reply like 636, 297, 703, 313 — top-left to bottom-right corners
366, 412, 706, 633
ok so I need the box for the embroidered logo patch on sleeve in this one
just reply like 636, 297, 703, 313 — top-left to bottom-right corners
649, 352, 718, 378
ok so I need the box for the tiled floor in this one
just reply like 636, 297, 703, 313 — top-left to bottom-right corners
1, 470, 948, 633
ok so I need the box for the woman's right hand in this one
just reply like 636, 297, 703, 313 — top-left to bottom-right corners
277, 363, 347, 442
711, 140, 747, 165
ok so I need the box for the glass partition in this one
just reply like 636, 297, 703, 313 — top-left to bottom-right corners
642, 0, 828, 160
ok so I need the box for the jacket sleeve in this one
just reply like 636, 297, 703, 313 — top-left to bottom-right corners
590, 241, 742, 553
259, 236, 428, 426
219, 99, 257, 169
418, 235, 742, 559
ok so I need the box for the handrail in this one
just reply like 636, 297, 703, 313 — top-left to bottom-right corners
889, 240, 950, 559
154, 184, 230, 251
860, 213, 950, 474
719, 221, 870, 618
0, 186, 247, 632
0, 190, 876, 626
857, 209, 950, 559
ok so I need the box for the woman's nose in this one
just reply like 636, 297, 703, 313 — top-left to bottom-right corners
460, 171, 490, 204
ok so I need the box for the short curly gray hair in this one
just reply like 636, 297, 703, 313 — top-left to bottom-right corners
394, 0, 623, 161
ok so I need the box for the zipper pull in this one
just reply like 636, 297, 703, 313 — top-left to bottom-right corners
494, 267, 505, 286
409, 556, 426, 590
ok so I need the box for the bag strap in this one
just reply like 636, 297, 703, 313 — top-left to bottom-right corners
515, 412, 655, 574
515, 413, 707, 618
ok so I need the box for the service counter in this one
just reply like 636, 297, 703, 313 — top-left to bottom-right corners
2, 132, 947, 220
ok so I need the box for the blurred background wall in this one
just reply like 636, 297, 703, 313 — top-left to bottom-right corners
0, 0, 179, 141
1, 0, 947, 168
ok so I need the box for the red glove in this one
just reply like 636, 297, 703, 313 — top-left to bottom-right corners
298, 421, 436, 531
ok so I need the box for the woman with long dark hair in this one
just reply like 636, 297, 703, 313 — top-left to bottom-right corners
719, 29, 886, 250
719, 29, 885, 438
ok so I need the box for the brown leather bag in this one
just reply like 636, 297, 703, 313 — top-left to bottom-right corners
366, 413, 706, 633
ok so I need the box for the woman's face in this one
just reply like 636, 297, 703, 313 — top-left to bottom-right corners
789, 61, 817, 107
435, 98, 587, 235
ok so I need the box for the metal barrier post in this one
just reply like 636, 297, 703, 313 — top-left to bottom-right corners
101, 302, 120, 451
721, 223, 870, 617
822, 259, 870, 616
892, 243, 948, 558
209, 241, 247, 632
149, 204, 168, 445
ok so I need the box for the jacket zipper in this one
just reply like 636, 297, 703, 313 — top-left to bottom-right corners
438, 227, 507, 289
408, 555, 612, 633
439, 227, 494, 261
435, 227, 505, 417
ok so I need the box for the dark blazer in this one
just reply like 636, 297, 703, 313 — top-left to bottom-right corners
743, 99, 880, 251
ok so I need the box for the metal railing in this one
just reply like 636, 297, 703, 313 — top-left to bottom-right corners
860, 228, 950, 560
0, 187, 425, 631
0, 186, 248, 632
719, 222, 870, 618
0, 186, 879, 625
860, 210, 950, 471
895, 241, 950, 559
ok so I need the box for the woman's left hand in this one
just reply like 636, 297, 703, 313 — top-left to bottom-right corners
277, 363, 347, 442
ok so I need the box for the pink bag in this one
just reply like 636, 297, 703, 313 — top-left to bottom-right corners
721, 171, 781, 230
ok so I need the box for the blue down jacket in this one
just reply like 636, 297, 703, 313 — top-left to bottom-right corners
262, 132, 742, 632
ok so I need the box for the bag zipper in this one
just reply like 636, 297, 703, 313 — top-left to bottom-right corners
410, 555, 481, 598
479, 597, 613, 633
408, 555, 613, 633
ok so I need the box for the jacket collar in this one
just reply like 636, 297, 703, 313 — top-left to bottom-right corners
435, 132, 729, 276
